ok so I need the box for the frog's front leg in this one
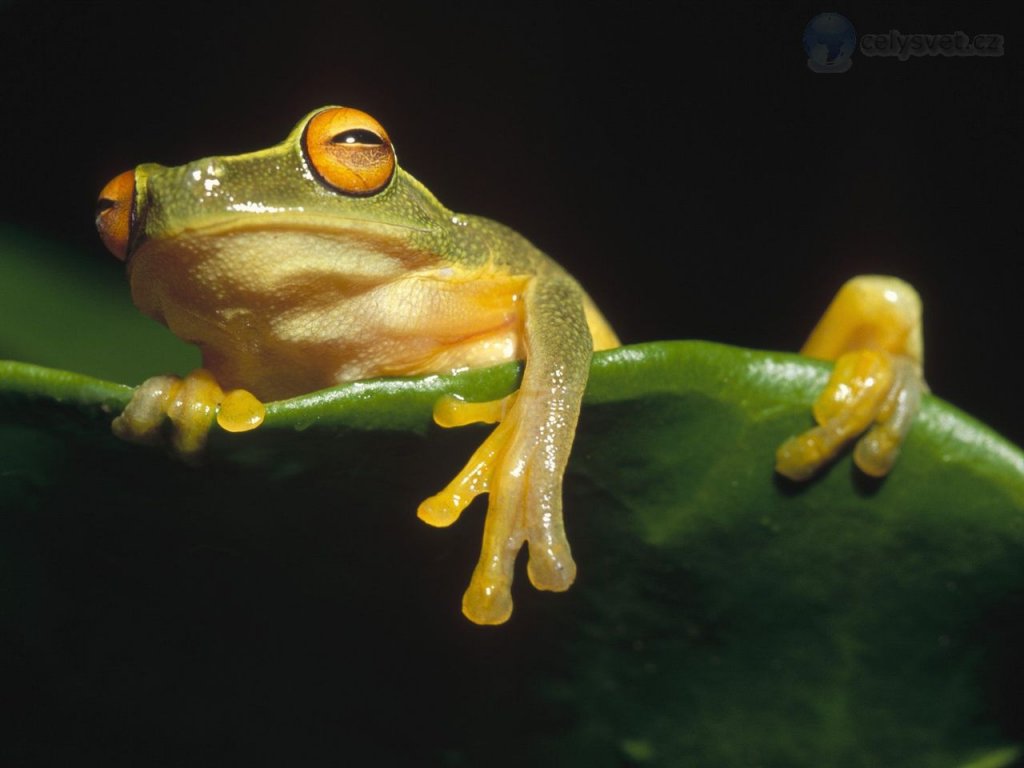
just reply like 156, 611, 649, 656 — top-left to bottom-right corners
776, 275, 926, 480
418, 274, 593, 625
112, 369, 265, 461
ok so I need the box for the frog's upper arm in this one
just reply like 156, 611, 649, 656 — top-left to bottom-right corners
417, 261, 600, 623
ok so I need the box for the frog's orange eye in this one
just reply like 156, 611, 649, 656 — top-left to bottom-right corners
96, 170, 136, 261
303, 107, 395, 196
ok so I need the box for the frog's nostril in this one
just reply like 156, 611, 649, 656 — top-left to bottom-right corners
96, 170, 136, 261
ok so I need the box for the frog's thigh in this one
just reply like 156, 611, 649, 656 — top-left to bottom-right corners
776, 275, 925, 481
112, 368, 265, 460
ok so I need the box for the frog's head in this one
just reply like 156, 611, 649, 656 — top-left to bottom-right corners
96, 107, 451, 263
95, 107, 455, 332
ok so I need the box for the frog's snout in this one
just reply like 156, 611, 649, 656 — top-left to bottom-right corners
96, 169, 136, 261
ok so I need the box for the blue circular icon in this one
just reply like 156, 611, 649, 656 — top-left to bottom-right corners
803, 13, 857, 72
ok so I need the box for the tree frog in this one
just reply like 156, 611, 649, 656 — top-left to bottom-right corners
96, 106, 926, 625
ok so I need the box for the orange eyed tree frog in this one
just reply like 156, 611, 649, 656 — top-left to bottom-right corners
95, 106, 926, 625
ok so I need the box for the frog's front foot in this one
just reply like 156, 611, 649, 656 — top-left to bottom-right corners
775, 349, 924, 480
418, 394, 576, 625
112, 369, 265, 461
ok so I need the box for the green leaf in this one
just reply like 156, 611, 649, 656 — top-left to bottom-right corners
0, 223, 197, 382
2, 342, 1023, 767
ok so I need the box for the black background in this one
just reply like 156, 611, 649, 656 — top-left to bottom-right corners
1, 1, 1020, 443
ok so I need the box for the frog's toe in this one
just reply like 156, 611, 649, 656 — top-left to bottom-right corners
431, 393, 514, 428
462, 478, 525, 625
463, 573, 516, 626
417, 416, 511, 528
217, 388, 266, 433
775, 349, 924, 481
112, 369, 264, 461
112, 374, 182, 446
851, 356, 923, 477
526, 546, 576, 593
524, 481, 577, 592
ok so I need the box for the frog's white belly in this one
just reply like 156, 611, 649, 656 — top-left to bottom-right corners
129, 230, 529, 400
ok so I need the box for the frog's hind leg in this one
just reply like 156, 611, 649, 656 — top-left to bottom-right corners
775, 275, 926, 481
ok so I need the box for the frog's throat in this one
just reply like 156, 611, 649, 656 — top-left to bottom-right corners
125, 219, 440, 276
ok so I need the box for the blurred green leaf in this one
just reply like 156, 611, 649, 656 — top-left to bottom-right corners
0, 223, 197, 382
2, 340, 1023, 767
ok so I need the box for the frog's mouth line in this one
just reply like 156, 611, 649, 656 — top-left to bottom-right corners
153, 213, 432, 239
125, 216, 436, 270
186, 216, 434, 240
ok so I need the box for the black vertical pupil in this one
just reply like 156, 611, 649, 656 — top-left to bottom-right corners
331, 129, 383, 146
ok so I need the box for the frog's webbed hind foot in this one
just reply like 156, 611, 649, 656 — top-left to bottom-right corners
418, 393, 577, 625
775, 349, 924, 480
112, 368, 265, 461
